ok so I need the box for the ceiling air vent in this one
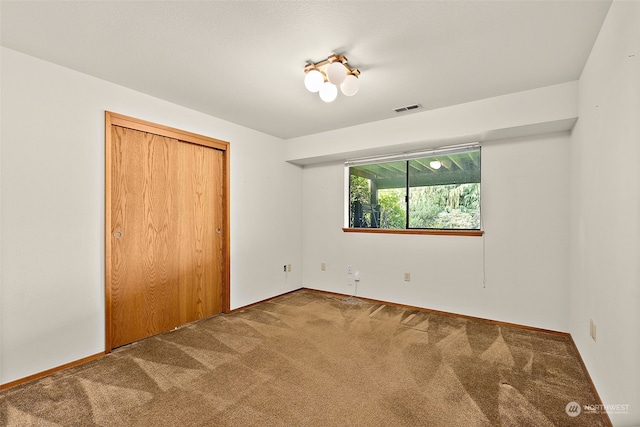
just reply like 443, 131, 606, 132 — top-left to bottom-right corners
393, 103, 422, 113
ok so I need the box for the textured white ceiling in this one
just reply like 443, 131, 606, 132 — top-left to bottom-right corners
1, 1, 611, 139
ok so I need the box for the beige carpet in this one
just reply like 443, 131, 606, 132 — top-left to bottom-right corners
0, 289, 608, 426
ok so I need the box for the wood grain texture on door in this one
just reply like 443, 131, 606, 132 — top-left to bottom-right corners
110, 127, 182, 348
106, 112, 228, 351
177, 142, 224, 324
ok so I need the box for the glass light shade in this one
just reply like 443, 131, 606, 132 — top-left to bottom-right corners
319, 82, 338, 103
430, 160, 442, 170
340, 74, 359, 96
304, 69, 324, 93
327, 61, 347, 85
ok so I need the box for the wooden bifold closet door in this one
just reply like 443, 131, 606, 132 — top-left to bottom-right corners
105, 112, 229, 351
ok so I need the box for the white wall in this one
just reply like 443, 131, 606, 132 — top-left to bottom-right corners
569, 2, 640, 426
302, 132, 570, 331
0, 47, 303, 385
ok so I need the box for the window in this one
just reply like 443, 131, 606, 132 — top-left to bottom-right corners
347, 146, 481, 231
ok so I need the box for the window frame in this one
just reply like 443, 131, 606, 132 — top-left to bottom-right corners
344, 145, 483, 236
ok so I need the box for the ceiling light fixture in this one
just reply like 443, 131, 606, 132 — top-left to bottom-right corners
304, 54, 360, 103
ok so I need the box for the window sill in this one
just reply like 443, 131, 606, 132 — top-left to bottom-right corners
342, 228, 483, 237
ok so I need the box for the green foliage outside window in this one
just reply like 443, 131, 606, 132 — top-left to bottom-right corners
378, 189, 406, 229
409, 183, 479, 229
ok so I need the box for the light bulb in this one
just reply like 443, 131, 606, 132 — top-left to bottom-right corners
340, 74, 359, 96
327, 61, 347, 85
304, 69, 324, 93
430, 160, 442, 170
319, 82, 338, 102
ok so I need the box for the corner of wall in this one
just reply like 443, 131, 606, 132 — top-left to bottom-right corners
569, 2, 640, 425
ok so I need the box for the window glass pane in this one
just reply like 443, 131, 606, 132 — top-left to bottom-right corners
349, 161, 406, 229
408, 151, 480, 229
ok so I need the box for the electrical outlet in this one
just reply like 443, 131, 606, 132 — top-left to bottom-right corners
347, 265, 352, 274
590, 319, 597, 342
321, 262, 326, 271
404, 272, 411, 282
283, 265, 287, 272
287, 264, 292, 272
